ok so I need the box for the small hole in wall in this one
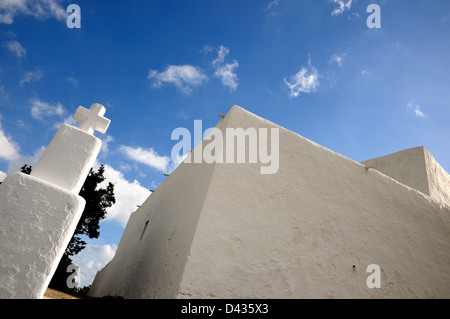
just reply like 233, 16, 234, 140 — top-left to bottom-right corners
140, 220, 149, 241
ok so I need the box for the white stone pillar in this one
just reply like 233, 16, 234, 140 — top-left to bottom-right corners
0, 103, 110, 299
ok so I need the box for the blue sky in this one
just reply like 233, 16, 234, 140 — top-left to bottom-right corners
1, 0, 449, 287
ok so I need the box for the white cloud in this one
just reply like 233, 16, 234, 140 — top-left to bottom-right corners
407, 101, 425, 118
65, 76, 79, 88
212, 45, 239, 92
212, 46, 228, 66
30, 98, 65, 120
0, 170, 6, 182
148, 65, 208, 95
0, 0, 67, 24
214, 61, 239, 92
329, 53, 346, 67
264, 0, 280, 16
0, 116, 20, 161
7, 145, 45, 173
100, 135, 114, 155
119, 163, 132, 172
4, 40, 26, 58
118, 143, 186, 175
71, 244, 117, 287
200, 45, 214, 54
100, 164, 150, 227
284, 58, 319, 98
119, 145, 170, 172
16, 120, 28, 129
52, 114, 77, 130
331, 0, 353, 16
20, 68, 43, 85
264, 0, 280, 11
361, 69, 371, 75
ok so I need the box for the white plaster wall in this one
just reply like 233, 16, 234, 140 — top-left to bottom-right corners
424, 148, 450, 207
0, 173, 85, 299
177, 106, 450, 298
89, 105, 450, 299
361, 146, 450, 208
89, 158, 215, 298
88, 115, 233, 298
361, 147, 430, 196
31, 124, 101, 194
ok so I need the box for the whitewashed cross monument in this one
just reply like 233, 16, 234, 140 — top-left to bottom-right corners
0, 103, 110, 299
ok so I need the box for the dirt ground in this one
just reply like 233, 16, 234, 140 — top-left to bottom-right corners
43, 288, 81, 299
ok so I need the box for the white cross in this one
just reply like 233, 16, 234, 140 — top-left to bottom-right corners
73, 103, 110, 135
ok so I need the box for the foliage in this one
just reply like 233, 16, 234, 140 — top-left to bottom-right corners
67, 165, 115, 256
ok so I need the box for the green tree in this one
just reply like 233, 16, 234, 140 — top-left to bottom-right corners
19, 164, 115, 292
67, 164, 115, 257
